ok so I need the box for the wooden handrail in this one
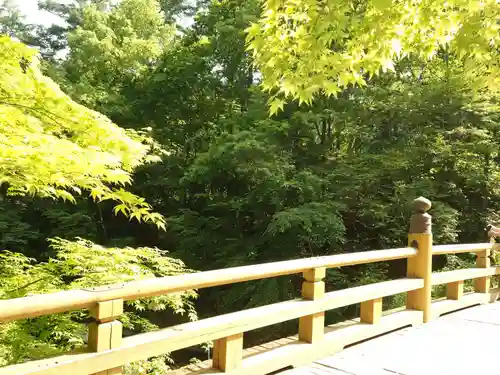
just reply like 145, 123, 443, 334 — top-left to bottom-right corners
1, 242, 489, 323
0, 246, 417, 322
432, 266, 500, 285
433, 243, 492, 255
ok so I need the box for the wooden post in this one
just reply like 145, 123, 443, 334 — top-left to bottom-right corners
299, 267, 325, 343
213, 333, 243, 372
406, 197, 433, 323
447, 280, 464, 300
88, 299, 124, 375
360, 297, 382, 324
474, 236, 493, 295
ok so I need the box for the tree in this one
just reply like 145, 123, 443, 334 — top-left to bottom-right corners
33, 0, 112, 59
246, 0, 500, 108
0, 0, 31, 38
60, 0, 176, 119
31, 0, 192, 59
158, 0, 197, 24
0, 36, 199, 373
0, 36, 165, 228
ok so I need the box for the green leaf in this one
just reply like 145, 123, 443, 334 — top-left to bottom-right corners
269, 98, 285, 115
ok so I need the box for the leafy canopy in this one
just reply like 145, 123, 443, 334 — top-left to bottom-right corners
63, 0, 176, 113
0, 36, 165, 228
246, 0, 500, 109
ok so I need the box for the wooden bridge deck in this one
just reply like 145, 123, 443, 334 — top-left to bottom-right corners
281, 302, 500, 375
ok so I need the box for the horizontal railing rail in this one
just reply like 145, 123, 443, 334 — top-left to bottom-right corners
1, 196, 499, 375
433, 243, 493, 255
0, 247, 417, 322
432, 267, 500, 285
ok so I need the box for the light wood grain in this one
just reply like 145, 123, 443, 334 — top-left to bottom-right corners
360, 298, 382, 324
299, 313, 325, 343
299, 268, 326, 343
281, 301, 500, 375
213, 333, 243, 372
173, 309, 422, 375
90, 299, 123, 323
0, 279, 423, 375
406, 233, 432, 322
431, 267, 499, 285
431, 293, 488, 319
475, 247, 491, 293
433, 243, 492, 255
88, 321, 122, 353
446, 280, 464, 300
302, 281, 326, 300
88, 299, 123, 375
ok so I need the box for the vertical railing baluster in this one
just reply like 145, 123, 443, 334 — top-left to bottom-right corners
360, 297, 382, 324
88, 299, 124, 375
298, 267, 326, 343
447, 280, 464, 300
474, 235, 493, 299
213, 333, 244, 372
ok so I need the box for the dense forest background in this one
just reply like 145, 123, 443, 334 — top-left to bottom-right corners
0, 0, 499, 372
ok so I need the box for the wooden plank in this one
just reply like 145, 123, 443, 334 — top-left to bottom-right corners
370, 303, 500, 375
213, 334, 243, 372
87, 321, 122, 353
177, 309, 421, 375
311, 363, 354, 375
0, 291, 422, 375
439, 301, 500, 324
431, 267, 499, 285
236, 310, 422, 375
302, 281, 325, 300
0, 248, 417, 322
431, 293, 487, 319
313, 301, 500, 375
314, 356, 403, 375
446, 280, 464, 300
88, 299, 124, 375
475, 247, 491, 293
299, 268, 326, 343
90, 300, 123, 323
299, 313, 325, 343
243, 347, 260, 355
259, 341, 282, 350
406, 233, 432, 322
276, 337, 297, 345
172, 309, 421, 375
433, 243, 492, 255
186, 301, 500, 375
360, 298, 382, 324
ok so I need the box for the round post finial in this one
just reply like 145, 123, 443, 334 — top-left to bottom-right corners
412, 197, 432, 213
410, 197, 432, 234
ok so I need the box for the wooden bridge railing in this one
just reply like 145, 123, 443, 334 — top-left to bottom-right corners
1, 197, 499, 375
